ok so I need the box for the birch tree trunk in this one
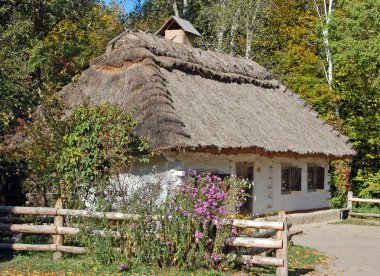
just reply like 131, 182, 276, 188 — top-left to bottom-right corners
216, 0, 228, 51
217, 28, 226, 51
183, 0, 189, 18
314, 0, 339, 116
229, 7, 241, 55
245, 0, 261, 59
172, 0, 180, 17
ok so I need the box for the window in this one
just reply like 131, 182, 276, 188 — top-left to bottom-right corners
316, 167, 325, 189
308, 165, 325, 190
281, 164, 301, 194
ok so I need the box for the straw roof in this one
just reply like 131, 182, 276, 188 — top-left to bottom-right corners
58, 31, 355, 158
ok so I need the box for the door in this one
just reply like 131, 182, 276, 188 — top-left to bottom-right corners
235, 162, 254, 215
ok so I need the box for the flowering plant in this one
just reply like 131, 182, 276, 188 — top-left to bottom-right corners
80, 173, 250, 270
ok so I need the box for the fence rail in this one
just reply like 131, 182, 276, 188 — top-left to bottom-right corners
347, 191, 380, 219
0, 202, 289, 275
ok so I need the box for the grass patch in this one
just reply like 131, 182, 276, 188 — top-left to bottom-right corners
0, 251, 226, 276
0, 245, 326, 276
246, 245, 326, 275
333, 217, 380, 226
352, 207, 380, 214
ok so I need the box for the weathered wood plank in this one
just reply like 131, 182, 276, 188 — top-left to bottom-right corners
0, 243, 85, 253
53, 199, 64, 260
56, 209, 145, 220
0, 206, 58, 216
0, 223, 79, 235
231, 219, 284, 230
0, 206, 154, 220
347, 191, 353, 209
350, 197, 380, 204
226, 237, 282, 249
276, 210, 288, 276
232, 254, 283, 266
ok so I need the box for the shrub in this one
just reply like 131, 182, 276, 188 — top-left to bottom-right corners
19, 102, 151, 208
79, 173, 250, 270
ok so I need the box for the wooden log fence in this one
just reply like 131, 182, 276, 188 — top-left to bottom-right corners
0, 203, 289, 275
347, 191, 380, 219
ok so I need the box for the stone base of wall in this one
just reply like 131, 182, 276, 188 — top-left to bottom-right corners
256, 209, 342, 226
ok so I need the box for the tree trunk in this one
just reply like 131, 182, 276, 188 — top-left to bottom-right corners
172, 0, 180, 17
183, 0, 189, 18
229, 7, 241, 55
314, 0, 339, 116
216, 0, 227, 51
245, 0, 261, 59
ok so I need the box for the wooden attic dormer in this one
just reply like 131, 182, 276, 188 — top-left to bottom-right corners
156, 16, 201, 47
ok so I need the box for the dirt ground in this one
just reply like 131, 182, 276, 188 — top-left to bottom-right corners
292, 222, 380, 276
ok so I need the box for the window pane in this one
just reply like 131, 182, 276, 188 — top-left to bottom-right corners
316, 167, 325, 189
281, 168, 290, 193
291, 167, 301, 191
307, 167, 315, 190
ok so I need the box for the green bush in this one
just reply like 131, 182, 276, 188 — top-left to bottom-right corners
329, 193, 346, 209
20, 102, 150, 208
78, 174, 249, 271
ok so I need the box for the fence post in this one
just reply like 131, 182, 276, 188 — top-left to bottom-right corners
276, 210, 288, 276
53, 198, 64, 260
347, 191, 353, 210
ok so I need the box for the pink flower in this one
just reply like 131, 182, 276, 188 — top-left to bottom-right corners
166, 241, 171, 245
211, 253, 222, 263
194, 231, 203, 239
231, 228, 238, 235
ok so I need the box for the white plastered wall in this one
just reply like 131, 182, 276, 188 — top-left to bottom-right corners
126, 152, 331, 215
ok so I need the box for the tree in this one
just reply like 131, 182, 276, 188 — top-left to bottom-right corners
329, 0, 380, 197
313, 0, 337, 115
0, 1, 124, 136
0, 1, 125, 204
21, 103, 151, 208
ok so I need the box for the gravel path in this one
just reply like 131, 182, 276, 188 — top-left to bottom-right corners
292, 222, 380, 275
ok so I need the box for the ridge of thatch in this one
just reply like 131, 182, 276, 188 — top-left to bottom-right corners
58, 31, 355, 158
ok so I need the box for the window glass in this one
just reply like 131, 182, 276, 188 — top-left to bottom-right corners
307, 165, 325, 190
307, 166, 316, 190
282, 164, 301, 193
281, 165, 291, 193
316, 167, 325, 189
291, 167, 302, 191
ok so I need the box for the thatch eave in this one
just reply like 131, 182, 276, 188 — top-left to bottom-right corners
150, 145, 355, 160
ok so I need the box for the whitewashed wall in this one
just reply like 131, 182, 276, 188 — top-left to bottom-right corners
127, 153, 331, 215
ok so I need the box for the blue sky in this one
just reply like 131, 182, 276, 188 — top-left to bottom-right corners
104, 0, 138, 13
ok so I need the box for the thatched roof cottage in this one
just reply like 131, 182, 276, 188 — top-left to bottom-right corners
59, 17, 355, 215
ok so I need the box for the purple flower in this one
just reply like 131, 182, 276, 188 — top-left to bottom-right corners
231, 227, 238, 235
118, 264, 127, 271
194, 231, 203, 239
211, 253, 222, 263
166, 241, 171, 245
